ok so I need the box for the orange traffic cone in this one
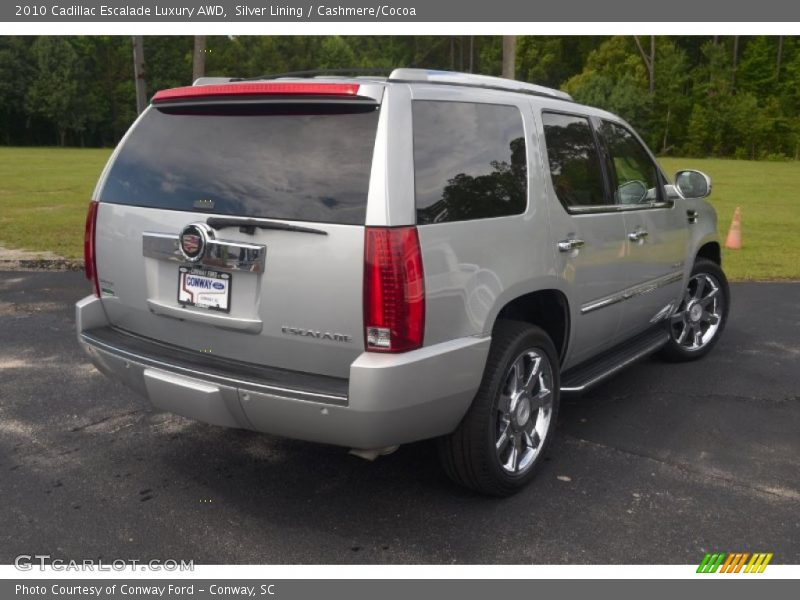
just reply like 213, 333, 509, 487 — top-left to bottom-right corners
725, 207, 742, 250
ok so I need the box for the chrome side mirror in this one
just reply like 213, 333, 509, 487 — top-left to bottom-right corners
675, 170, 712, 199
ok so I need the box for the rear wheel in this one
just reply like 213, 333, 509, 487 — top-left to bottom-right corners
438, 321, 560, 496
660, 258, 729, 362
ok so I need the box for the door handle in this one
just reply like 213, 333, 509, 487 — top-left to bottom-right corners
687, 210, 698, 224
557, 238, 585, 252
628, 229, 649, 242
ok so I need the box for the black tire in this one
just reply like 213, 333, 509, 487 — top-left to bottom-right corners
660, 258, 730, 362
438, 320, 560, 496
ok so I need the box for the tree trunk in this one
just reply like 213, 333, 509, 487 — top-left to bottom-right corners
776, 36, 784, 82
662, 105, 671, 154
633, 36, 655, 94
502, 36, 516, 79
132, 36, 147, 116
731, 36, 739, 93
469, 36, 474, 73
650, 36, 655, 93
450, 37, 454, 70
192, 35, 207, 82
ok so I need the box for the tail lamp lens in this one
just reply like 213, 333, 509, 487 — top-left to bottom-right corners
363, 227, 425, 353
84, 201, 100, 297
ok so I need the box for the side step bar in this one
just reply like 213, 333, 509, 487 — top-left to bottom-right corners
560, 328, 670, 393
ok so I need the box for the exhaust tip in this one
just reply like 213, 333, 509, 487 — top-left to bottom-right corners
348, 445, 400, 461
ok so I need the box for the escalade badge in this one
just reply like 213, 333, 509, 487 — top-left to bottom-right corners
179, 223, 212, 262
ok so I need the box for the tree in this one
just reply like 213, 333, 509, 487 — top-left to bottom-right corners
564, 37, 654, 143
2, 34, 800, 157
0, 37, 33, 144
25, 37, 83, 146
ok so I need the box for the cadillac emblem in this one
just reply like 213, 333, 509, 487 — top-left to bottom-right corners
179, 223, 212, 262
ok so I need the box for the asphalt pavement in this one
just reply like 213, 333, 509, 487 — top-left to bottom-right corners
1, 271, 798, 564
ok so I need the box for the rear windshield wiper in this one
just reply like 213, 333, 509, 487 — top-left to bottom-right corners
206, 217, 328, 236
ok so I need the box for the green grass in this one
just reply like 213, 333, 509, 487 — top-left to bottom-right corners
0, 147, 111, 259
659, 157, 800, 280
0, 148, 798, 279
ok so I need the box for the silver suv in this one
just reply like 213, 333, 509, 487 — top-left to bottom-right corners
76, 69, 729, 495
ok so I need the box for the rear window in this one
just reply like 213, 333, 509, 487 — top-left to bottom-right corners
100, 103, 380, 225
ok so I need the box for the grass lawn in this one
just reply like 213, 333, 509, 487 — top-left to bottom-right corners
0, 148, 798, 280
0, 147, 111, 259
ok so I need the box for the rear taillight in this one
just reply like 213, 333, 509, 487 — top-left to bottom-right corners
84, 201, 100, 297
363, 227, 425, 353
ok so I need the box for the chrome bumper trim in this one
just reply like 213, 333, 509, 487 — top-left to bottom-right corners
79, 331, 348, 406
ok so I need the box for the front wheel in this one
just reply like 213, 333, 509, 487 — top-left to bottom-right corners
660, 258, 730, 362
438, 321, 560, 496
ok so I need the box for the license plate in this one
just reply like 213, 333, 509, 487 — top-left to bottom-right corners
178, 267, 231, 313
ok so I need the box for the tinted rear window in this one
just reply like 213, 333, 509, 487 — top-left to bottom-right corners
413, 101, 527, 225
541, 112, 607, 209
100, 103, 380, 225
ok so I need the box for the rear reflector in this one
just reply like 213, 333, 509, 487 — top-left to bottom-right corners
84, 201, 100, 298
364, 227, 425, 353
152, 82, 361, 103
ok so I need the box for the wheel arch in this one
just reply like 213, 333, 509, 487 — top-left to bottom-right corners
696, 241, 721, 266
493, 289, 570, 364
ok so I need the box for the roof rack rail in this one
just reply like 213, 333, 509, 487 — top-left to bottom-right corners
195, 68, 573, 102
229, 68, 394, 82
192, 77, 235, 86
388, 69, 573, 101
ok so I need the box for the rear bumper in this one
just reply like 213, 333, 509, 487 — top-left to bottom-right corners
76, 296, 489, 448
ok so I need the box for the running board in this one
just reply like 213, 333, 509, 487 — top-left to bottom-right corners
560, 328, 669, 393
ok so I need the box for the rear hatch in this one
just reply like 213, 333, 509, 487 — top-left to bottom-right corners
92, 82, 384, 379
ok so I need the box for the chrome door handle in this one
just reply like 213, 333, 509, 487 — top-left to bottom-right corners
558, 238, 585, 252
628, 229, 649, 242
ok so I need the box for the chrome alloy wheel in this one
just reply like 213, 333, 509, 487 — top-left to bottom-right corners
670, 273, 724, 351
495, 349, 554, 475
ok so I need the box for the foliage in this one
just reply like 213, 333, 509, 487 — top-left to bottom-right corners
0, 35, 799, 160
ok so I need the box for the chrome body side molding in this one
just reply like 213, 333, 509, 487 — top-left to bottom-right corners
581, 271, 684, 315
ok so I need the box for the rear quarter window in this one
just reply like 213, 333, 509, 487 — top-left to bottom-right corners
412, 100, 527, 225
100, 103, 380, 225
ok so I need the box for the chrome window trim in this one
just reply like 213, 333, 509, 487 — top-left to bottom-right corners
568, 201, 674, 215
581, 270, 684, 314
142, 232, 267, 273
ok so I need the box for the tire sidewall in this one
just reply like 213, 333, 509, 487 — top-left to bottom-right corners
666, 258, 730, 360
480, 325, 561, 490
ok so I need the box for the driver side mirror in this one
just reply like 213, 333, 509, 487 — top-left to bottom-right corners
674, 170, 712, 199
617, 179, 648, 204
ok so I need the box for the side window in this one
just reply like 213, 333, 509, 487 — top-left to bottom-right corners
600, 121, 662, 205
541, 112, 608, 209
413, 101, 527, 225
